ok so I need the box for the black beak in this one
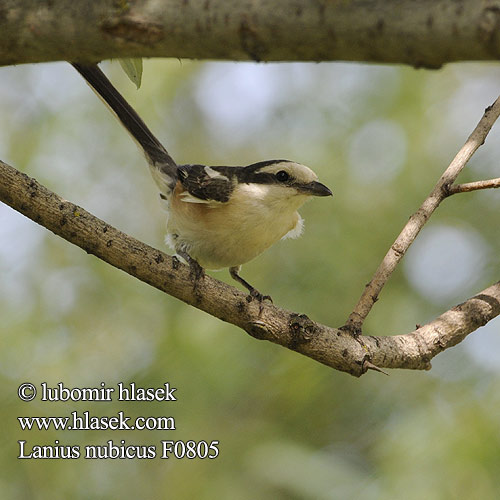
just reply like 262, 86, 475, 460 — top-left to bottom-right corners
299, 181, 333, 197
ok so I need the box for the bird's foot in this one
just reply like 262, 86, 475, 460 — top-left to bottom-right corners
177, 251, 205, 282
229, 267, 272, 312
247, 287, 273, 304
189, 259, 205, 281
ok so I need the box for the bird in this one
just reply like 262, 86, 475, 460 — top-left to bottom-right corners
71, 63, 332, 301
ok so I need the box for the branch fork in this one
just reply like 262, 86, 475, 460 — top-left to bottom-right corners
343, 96, 500, 337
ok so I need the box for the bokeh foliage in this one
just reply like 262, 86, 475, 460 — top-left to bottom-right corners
1, 59, 499, 498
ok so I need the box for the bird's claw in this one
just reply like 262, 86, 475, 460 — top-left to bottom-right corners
189, 260, 205, 281
177, 250, 205, 281
246, 288, 273, 304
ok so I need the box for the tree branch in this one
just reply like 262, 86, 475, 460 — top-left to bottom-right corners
1, 159, 499, 376
343, 96, 500, 334
447, 177, 500, 194
2, 0, 500, 67
364, 282, 500, 370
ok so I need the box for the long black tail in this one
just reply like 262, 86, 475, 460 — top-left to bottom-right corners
72, 63, 178, 186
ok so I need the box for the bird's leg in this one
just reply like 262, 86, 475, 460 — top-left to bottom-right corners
229, 266, 272, 303
177, 250, 205, 281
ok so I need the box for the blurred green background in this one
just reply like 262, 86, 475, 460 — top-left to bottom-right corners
1, 59, 499, 499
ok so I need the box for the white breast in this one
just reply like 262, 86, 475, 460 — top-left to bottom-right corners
165, 183, 310, 269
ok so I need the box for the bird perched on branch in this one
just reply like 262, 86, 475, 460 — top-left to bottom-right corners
72, 63, 332, 301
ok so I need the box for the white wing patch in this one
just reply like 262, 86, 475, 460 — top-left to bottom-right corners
204, 166, 229, 181
179, 191, 223, 206
179, 192, 212, 204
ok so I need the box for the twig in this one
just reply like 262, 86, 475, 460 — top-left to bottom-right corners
447, 177, 500, 194
343, 97, 500, 334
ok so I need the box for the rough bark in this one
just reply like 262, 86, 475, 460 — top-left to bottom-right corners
1, 0, 500, 67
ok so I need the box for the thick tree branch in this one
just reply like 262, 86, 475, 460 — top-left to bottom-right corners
2, 0, 500, 67
344, 96, 500, 334
1, 159, 499, 376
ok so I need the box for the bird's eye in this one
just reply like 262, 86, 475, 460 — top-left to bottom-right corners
276, 170, 290, 182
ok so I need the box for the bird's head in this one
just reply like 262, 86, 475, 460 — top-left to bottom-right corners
235, 160, 332, 211
249, 160, 332, 197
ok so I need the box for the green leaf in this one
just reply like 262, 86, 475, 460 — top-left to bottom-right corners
118, 58, 143, 89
